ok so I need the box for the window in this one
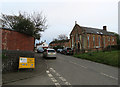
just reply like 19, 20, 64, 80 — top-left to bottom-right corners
72, 36, 74, 48
98, 36, 100, 47
75, 34, 78, 42
79, 35, 82, 49
103, 37, 105, 48
88, 36, 89, 48
93, 36, 95, 48
112, 38, 114, 42
48, 50, 55, 52
108, 37, 110, 41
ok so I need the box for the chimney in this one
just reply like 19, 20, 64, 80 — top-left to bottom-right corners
103, 26, 107, 31
75, 21, 77, 25
66, 37, 68, 40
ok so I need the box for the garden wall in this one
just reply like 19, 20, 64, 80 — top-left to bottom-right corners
2, 50, 34, 73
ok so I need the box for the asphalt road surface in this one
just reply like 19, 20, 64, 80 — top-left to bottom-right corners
5, 53, 118, 86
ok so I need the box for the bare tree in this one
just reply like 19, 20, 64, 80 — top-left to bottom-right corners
1, 12, 48, 40
53, 38, 58, 42
1, 13, 24, 29
58, 34, 68, 40
31, 12, 47, 32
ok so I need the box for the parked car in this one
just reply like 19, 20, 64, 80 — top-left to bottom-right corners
61, 49, 64, 54
63, 47, 73, 55
43, 48, 57, 58
57, 49, 63, 53
37, 47, 44, 53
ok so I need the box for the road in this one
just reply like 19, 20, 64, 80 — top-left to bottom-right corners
5, 53, 118, 86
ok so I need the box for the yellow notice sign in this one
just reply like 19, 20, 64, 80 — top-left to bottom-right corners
19, 57, 35, 69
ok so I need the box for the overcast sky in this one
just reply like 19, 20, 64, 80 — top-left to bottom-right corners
1, 0, 119, 44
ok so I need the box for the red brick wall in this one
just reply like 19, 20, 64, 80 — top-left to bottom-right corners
86, 34, 117, 50
70, 25, 117, 50
70, 25, 83, 48
1, 29, 34, 51
49, 41, 70, 48
64, 40, 70, 47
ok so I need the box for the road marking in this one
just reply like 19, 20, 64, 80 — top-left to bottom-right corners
65, 82, 71, 85
48, 67, 72, 86
46, 70, 61, 87
46, 70, 50, 73
78, 65, 87, 69
51, 78, 57, 83
100, 72, 118, 80
55, 83, 61, 87
69, 61, 87, 69
50, 68, 54, 70
59, 77, 66, 82
70, 61, 76, 64
56, 73, 61, 77
48, 74, 53, 78
50, 68, 56, 73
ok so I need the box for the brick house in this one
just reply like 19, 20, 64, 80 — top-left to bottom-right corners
49, 39, 70, 48
70, 23, 117, 52
0, 28, 35, 51
64, 39, 71, 47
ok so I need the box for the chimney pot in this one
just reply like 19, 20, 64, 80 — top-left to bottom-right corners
103, 26, 107, 31
75, 21, 77, 25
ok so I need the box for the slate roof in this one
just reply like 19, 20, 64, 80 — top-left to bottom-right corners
75, 24, 115, 36
50, 39, 70, 44
36, 42, 44, 46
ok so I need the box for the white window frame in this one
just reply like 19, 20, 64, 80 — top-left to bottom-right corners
93, 36, 95, 48
108, 37, 110, 41
112, 38, 114, 42
88, 35, 89, 48
98, 36, 100, 47
103, 37, 105, 48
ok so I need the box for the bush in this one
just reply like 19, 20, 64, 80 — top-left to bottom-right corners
105, 45, 120, 51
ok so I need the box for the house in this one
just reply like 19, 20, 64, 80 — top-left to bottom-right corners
70, 22, 117, 52
36, 42, 48, 49
0, 28, 35, 51
49, 39, 70, 48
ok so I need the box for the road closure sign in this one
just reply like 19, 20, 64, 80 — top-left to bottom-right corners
19, 57, 35, 69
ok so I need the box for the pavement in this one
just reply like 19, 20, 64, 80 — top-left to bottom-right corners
2, 53, 47, 85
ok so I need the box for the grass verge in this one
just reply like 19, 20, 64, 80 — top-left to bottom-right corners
74, 50, 119, 67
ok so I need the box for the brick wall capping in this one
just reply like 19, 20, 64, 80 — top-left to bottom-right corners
0, 27, 34, 37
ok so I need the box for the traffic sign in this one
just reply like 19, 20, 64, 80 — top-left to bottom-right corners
19, 57, 35, 69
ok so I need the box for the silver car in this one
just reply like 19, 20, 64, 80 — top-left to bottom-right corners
43, 48, 57, 58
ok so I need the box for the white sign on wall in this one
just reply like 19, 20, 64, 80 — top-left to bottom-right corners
20, 58, 27, 63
